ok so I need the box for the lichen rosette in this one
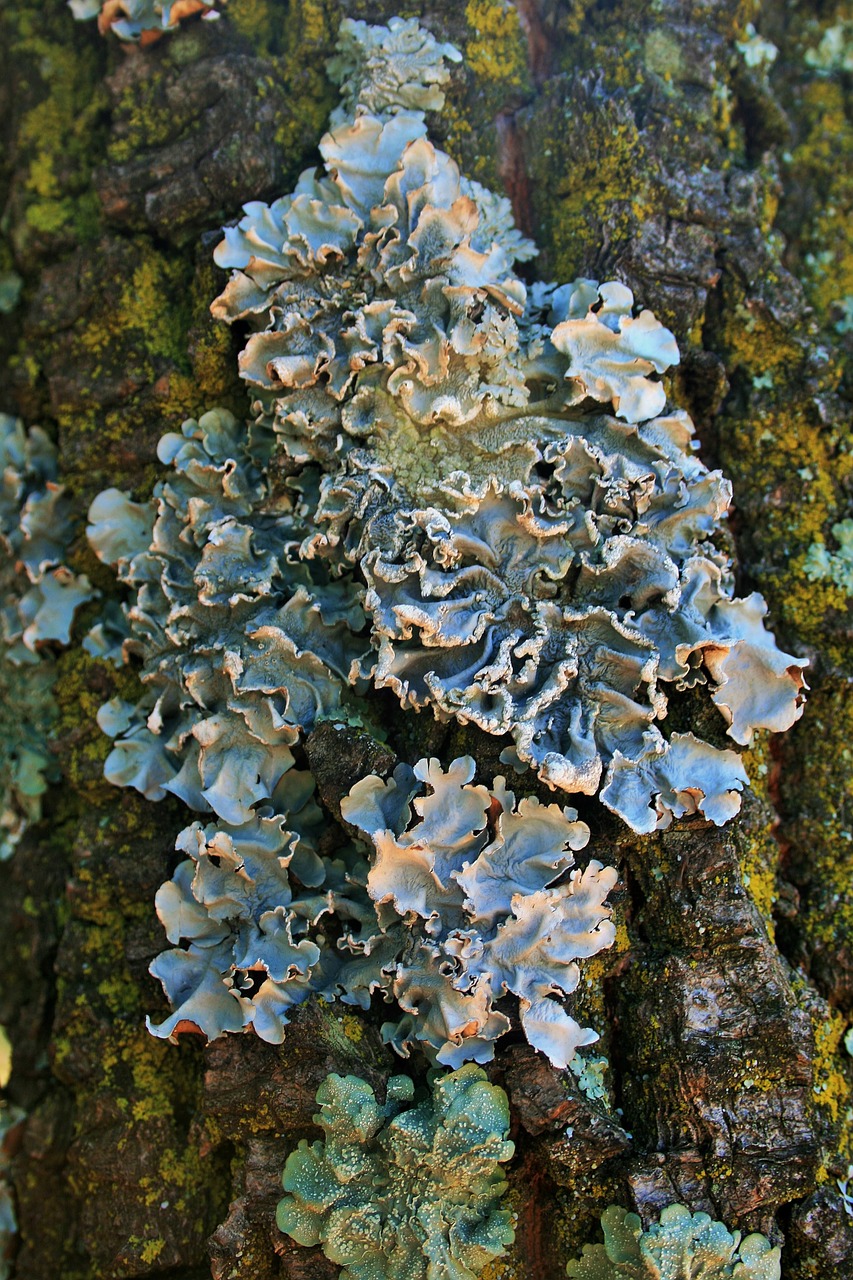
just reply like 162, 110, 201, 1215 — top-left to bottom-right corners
566, 1203, 782, 1280
211, 18, 807, 834
87, 16, 811, 1067
277, 1066, 515, 1280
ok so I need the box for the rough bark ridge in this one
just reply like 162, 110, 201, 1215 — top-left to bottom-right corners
0, 1, 851, 1277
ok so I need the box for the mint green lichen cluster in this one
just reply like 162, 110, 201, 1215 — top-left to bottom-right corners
566, 1204, 781, 1280
277, 1066, 515, 1280
804, 519, 853, 595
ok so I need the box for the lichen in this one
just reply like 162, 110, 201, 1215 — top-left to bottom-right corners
68, 0, 225, 42
341, 756, 616, 1068
86, 16, 810, 1079
736, 24, 778, 71
566, 1203, 781, 1280
207, 17, 805, 834
276, 1066, 515, 1280
804, 519, 853, 595
146, 779, 375, 1045
147, 754, 616, 1066
804, 21, 853, 74
86, 407, 365, 823
0, 415, 93, 856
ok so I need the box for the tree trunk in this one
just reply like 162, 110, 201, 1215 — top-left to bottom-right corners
1, 1, 851, 1276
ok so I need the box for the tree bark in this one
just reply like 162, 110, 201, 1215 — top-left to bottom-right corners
1, 1, 851, 1277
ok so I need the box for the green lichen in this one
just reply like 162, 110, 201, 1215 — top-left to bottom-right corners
566, 1204, 781, 1280
277, 1066, 515, 1280
568, 1052, 611, 1106
804, 519, 853, 595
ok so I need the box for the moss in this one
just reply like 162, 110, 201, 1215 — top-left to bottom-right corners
4, 4, 109, 257
529, 95, 654, 286
713, 277, 853, 663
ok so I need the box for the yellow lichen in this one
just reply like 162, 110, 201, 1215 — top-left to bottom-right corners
465, 0, 527, 87
812, 1009, 851, 1124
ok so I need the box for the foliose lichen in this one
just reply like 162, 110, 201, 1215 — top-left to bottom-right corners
67, 0, 225, 41
146, 774, 377, 1044
87, 407, 364, 825
2, 414, 93, 663
803, 519, 853, 596
340, 756, 616, 1067
276, 1066, 515, 1280
0, 414, 92, 856
147, 754, 615, 1066
209, 16, 806, 833
566, 1204, 781, 1280
804, 21, 853, 75
86, 15, 809, 1065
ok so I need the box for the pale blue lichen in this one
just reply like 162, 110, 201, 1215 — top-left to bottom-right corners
67, 0, 225, 41
327, 16, 463, 128
836, 296, 853, 335
148, 754, 615, 1065
0, 415, 91, 856
566, 1204, 781, 1280
804, 22, 853, 74
87, 408, 367, 825
210, 17, 806, 834
568, 1051, 611, 1106
277, 1066, 515, 1280
736, 24, 778, 71
146, 778, 378, 1044
340, 756, 615, 1068
87, 16, 810, 1067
